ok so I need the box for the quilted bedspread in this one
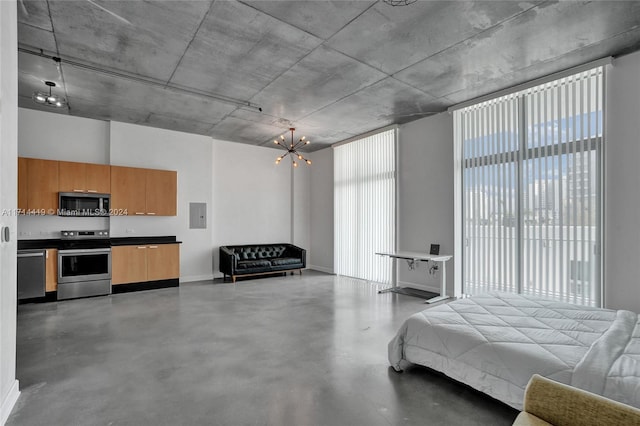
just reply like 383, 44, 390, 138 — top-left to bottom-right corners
388, 292, 640, 410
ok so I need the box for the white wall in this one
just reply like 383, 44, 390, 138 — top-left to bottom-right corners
0, 1, 20, 424
211, 139, 292, 276
309, 147, 334, 273
605, 52, 640, 312
397, 114, 455, 294
18, 108, 109, 163
109, 121, 214, 282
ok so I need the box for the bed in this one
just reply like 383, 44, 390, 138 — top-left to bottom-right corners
388, 292, 640, 410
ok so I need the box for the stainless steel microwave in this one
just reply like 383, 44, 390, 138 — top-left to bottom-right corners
58, 192, 110, 216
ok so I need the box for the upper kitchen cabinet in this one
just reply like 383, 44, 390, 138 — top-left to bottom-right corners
59, 161, 110, 194
110, 166, 147, 215
20, 158, 58, 213
18, 157, 28, 211
111, 166, 176, 216
145, 169, 177, 216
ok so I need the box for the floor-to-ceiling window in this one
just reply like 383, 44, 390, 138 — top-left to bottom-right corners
334, 129, 396, 284
454, 67, 603, 306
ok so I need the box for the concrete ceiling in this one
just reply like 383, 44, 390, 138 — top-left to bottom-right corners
16, 0, 640, 152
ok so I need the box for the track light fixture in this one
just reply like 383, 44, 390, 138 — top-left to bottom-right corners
32, 81, 67, 108
274, 128, 311, 168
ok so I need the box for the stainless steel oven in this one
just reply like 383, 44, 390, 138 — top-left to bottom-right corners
57, 230, 111, 300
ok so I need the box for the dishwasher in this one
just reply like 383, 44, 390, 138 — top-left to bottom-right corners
17, 249, 46, 300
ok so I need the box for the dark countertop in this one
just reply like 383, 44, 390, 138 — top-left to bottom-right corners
18, 236, 181, 250
110, 236, 180, 246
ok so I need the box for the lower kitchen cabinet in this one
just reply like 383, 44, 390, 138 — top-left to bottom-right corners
112, 244, 179, 285
45, 249, 58, 292
147, 244, 180, 281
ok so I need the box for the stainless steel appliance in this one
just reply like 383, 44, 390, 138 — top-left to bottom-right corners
58, 192, 110, 216
17, 249, 46, 300
58, 229, 111, 300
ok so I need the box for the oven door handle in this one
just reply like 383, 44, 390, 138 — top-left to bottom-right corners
59, 248, 112, 255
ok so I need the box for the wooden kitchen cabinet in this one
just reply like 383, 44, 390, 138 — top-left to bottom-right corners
147, 244, 180, 281
111, 166, 176, 216
25, 158, 58, 213
59, 161, 110, 194
18, 157, 28, 211
111, 245, 148, 285
45, 249, 58, 292
110, 166, 147, 215
145, 169, 177, 216
112, 243, 180, 284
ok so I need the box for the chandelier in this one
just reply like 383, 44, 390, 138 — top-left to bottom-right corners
32, 81, 67, 108
274, 128, 311, 168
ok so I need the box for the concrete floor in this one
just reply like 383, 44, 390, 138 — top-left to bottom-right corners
9, 271, 518, 426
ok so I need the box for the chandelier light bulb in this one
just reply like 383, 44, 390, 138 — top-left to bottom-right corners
293, 161, 298, 167
306, 160, 311, 165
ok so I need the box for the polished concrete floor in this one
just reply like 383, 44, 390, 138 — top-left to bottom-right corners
9, 271, 518, 425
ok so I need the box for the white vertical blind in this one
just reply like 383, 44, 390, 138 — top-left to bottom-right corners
334, 129, 396, 284
456, 67, 603, 307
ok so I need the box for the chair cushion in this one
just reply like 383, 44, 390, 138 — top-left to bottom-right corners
271, 257, 301, 266
236, 260, 271, 269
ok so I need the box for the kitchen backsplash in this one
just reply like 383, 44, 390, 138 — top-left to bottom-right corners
18, 215, 109, 239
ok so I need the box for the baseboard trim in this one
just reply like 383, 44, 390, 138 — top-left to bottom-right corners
308, 265, 334, 274
0, 380, 20, 426
397, 280, 440, 294
112, 279, 179, 294
180, 274, 214, 283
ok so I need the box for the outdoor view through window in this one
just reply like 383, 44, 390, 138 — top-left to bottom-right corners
456, 68, 603, 307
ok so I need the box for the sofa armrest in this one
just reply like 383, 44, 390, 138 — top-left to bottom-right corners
515, 374, 640, 426
284, 244, 306, 268
219, 246, 237, 275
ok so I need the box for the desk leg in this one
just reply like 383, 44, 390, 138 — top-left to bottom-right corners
425, 261, 450, 304
378, 256, 398, 294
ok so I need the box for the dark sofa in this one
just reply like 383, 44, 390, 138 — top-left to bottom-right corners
219, 244, 306, 283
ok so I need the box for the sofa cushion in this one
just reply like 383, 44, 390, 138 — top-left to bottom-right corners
236, 246, 287, 260
237, 260, 271, 269
271, 257, 301, 266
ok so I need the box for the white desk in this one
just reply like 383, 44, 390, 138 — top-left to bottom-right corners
375, 251, 453, 304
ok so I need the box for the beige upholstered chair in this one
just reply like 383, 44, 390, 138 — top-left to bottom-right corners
513, 374, 640, 426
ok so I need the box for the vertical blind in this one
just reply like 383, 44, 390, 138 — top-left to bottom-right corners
334, 129, 396, 284
455, 67, 603, 307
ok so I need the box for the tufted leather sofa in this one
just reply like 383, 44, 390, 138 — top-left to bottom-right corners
219, 243, 306, 283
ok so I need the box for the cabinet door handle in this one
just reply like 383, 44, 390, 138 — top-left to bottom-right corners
135, 212, 145, 215
137, 246, 147, 249
147, 212, 156, 215
73, 189, 84, 192
87, 190, 98, 193
148, 246, 158, 249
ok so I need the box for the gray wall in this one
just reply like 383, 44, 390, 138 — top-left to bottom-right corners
397, 113, 454, 294
605, 51, 640, 312
309, 147, 334, 273
0, 1, 19, 423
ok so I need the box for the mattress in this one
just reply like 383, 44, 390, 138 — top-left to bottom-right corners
388, 292, 640, 410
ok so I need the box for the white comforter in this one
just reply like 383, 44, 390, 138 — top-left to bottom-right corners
388, 292, 640, 410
